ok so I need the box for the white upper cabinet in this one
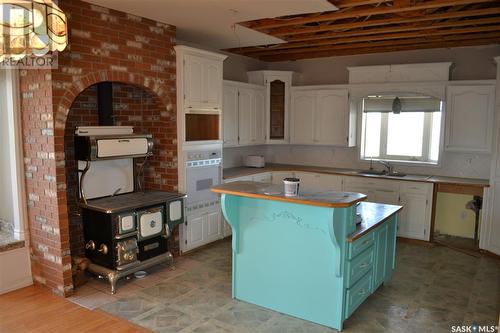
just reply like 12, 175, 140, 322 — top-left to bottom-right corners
223, 81, 265, 147
184, 54, 223, 110
445, 84, 495, 153
248, 71, 294, 144
291, 91, 315, 144
315, 90, 349, 145
238, 88, 254, 146
253, 89, 266, 145
291, 87, 353, 146
176, 46, 226, 112
183, 54, 205, 108
222, 85, 239, 147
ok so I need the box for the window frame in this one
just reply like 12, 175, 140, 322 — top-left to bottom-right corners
360, 102, 443, 165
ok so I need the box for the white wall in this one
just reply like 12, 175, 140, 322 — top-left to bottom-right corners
0, 70, 14, 230
223, 46, 499, 179
270, 45, 500, 85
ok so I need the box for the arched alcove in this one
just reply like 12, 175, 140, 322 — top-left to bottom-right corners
61, 79, 179, 289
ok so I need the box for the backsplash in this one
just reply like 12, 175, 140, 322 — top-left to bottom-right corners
224, 145, 491, 179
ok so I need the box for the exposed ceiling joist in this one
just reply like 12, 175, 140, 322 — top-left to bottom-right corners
228, 1, 500, 61
272, 6, 500, 37
243, 0, 497, 30
258, 36, 500, 61
237, 29, 500, 57
234, 17, 500, 52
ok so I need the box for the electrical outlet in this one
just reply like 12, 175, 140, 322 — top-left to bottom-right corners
460, 211, 468, 220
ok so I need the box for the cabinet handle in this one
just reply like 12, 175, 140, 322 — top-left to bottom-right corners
362, 239, 371, 245
358, 289, 366, 296
359, 262, 369, 268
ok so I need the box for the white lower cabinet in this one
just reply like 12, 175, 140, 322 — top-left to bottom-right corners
186, 209, 223, 250
295, 172, 343, 192
252, 172, 272, 183
398, 182, 433, 241
343, 176, 432, 241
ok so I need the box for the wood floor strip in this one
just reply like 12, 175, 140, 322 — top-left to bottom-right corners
0, 286, 149, 333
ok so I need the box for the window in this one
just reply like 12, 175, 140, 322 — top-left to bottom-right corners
360, 95, 443, 164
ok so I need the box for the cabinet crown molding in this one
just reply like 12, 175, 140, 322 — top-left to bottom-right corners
174, 45, 228, 60
347, 62, 453, 84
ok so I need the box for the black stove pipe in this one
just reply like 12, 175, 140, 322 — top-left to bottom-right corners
97, 82, 113, 126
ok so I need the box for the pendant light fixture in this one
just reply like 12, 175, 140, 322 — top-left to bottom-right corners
392, 96, 402, 114
0, 0, 68, 62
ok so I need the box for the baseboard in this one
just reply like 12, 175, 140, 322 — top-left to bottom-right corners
480, 249, 500, 261
0, 276, 33, 295
180, 236, 230, 255
397, 237, 435, 247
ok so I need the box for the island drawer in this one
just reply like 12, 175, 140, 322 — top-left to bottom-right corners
348, 232, 375, 259
347, 246, 374, 287
345, 270, 373, 318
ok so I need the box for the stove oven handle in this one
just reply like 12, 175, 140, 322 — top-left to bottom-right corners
163, 225, 171, 239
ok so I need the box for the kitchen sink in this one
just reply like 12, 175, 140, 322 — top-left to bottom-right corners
357, 170, 387, 176
385, 172, 407, 177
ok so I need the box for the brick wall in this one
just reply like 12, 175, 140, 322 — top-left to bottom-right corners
19, 0, 178, 296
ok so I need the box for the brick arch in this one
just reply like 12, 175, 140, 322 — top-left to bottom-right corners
52, 70, 179, 294
54, 70, 173, 131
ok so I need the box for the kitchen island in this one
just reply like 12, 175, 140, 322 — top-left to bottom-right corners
212, 181, 402, 331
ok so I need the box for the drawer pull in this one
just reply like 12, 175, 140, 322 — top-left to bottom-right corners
359, 262, 369, 268
358, 289, 366, 296
362, 239, 371, 245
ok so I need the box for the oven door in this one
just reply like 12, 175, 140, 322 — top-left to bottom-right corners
186, 163, 220, 204
137, 206, 164, 240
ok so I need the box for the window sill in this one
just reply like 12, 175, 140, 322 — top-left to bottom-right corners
360, 158, 439, 167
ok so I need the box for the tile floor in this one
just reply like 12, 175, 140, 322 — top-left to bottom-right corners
69, 239, 500, 333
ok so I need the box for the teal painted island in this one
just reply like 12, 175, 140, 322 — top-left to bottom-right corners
212, 181, 402, 331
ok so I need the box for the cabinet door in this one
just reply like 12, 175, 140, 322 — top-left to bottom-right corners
291, 91, 315, 144
446, 85, 495, 153
318, 174, 343, 192
204, 58, 223, 109
294, 171, 321, 190
344, 185, 375, 201
373, 189, 399, 205
399, 192, 429, 240
184, 54, 205, 109
222, 85, 239, 147
205, 210, 222, 242
252, 172, 272, 183
253, 88, 266, 144
186, 214, 204, 249
315, 89, 349, 145
238, 88, 253, 145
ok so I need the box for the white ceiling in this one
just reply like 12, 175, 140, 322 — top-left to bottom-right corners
82, 0, 337, 49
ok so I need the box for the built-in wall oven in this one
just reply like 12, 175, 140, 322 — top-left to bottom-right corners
183, 148, 223, 251
186, 150, 222, 204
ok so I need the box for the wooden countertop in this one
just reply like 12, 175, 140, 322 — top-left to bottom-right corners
348, 202, 403, 242
211, 181, 367, 208
223, 164, 490, 188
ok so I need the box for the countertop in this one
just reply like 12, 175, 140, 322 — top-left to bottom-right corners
0, 229, 25, 253
223, 164, 490, 187
348, 202, 403, 242
211, 181, 367, 208
81, 190, 187, 214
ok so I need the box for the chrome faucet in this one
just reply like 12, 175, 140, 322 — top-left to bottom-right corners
378, 160, 393, 174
